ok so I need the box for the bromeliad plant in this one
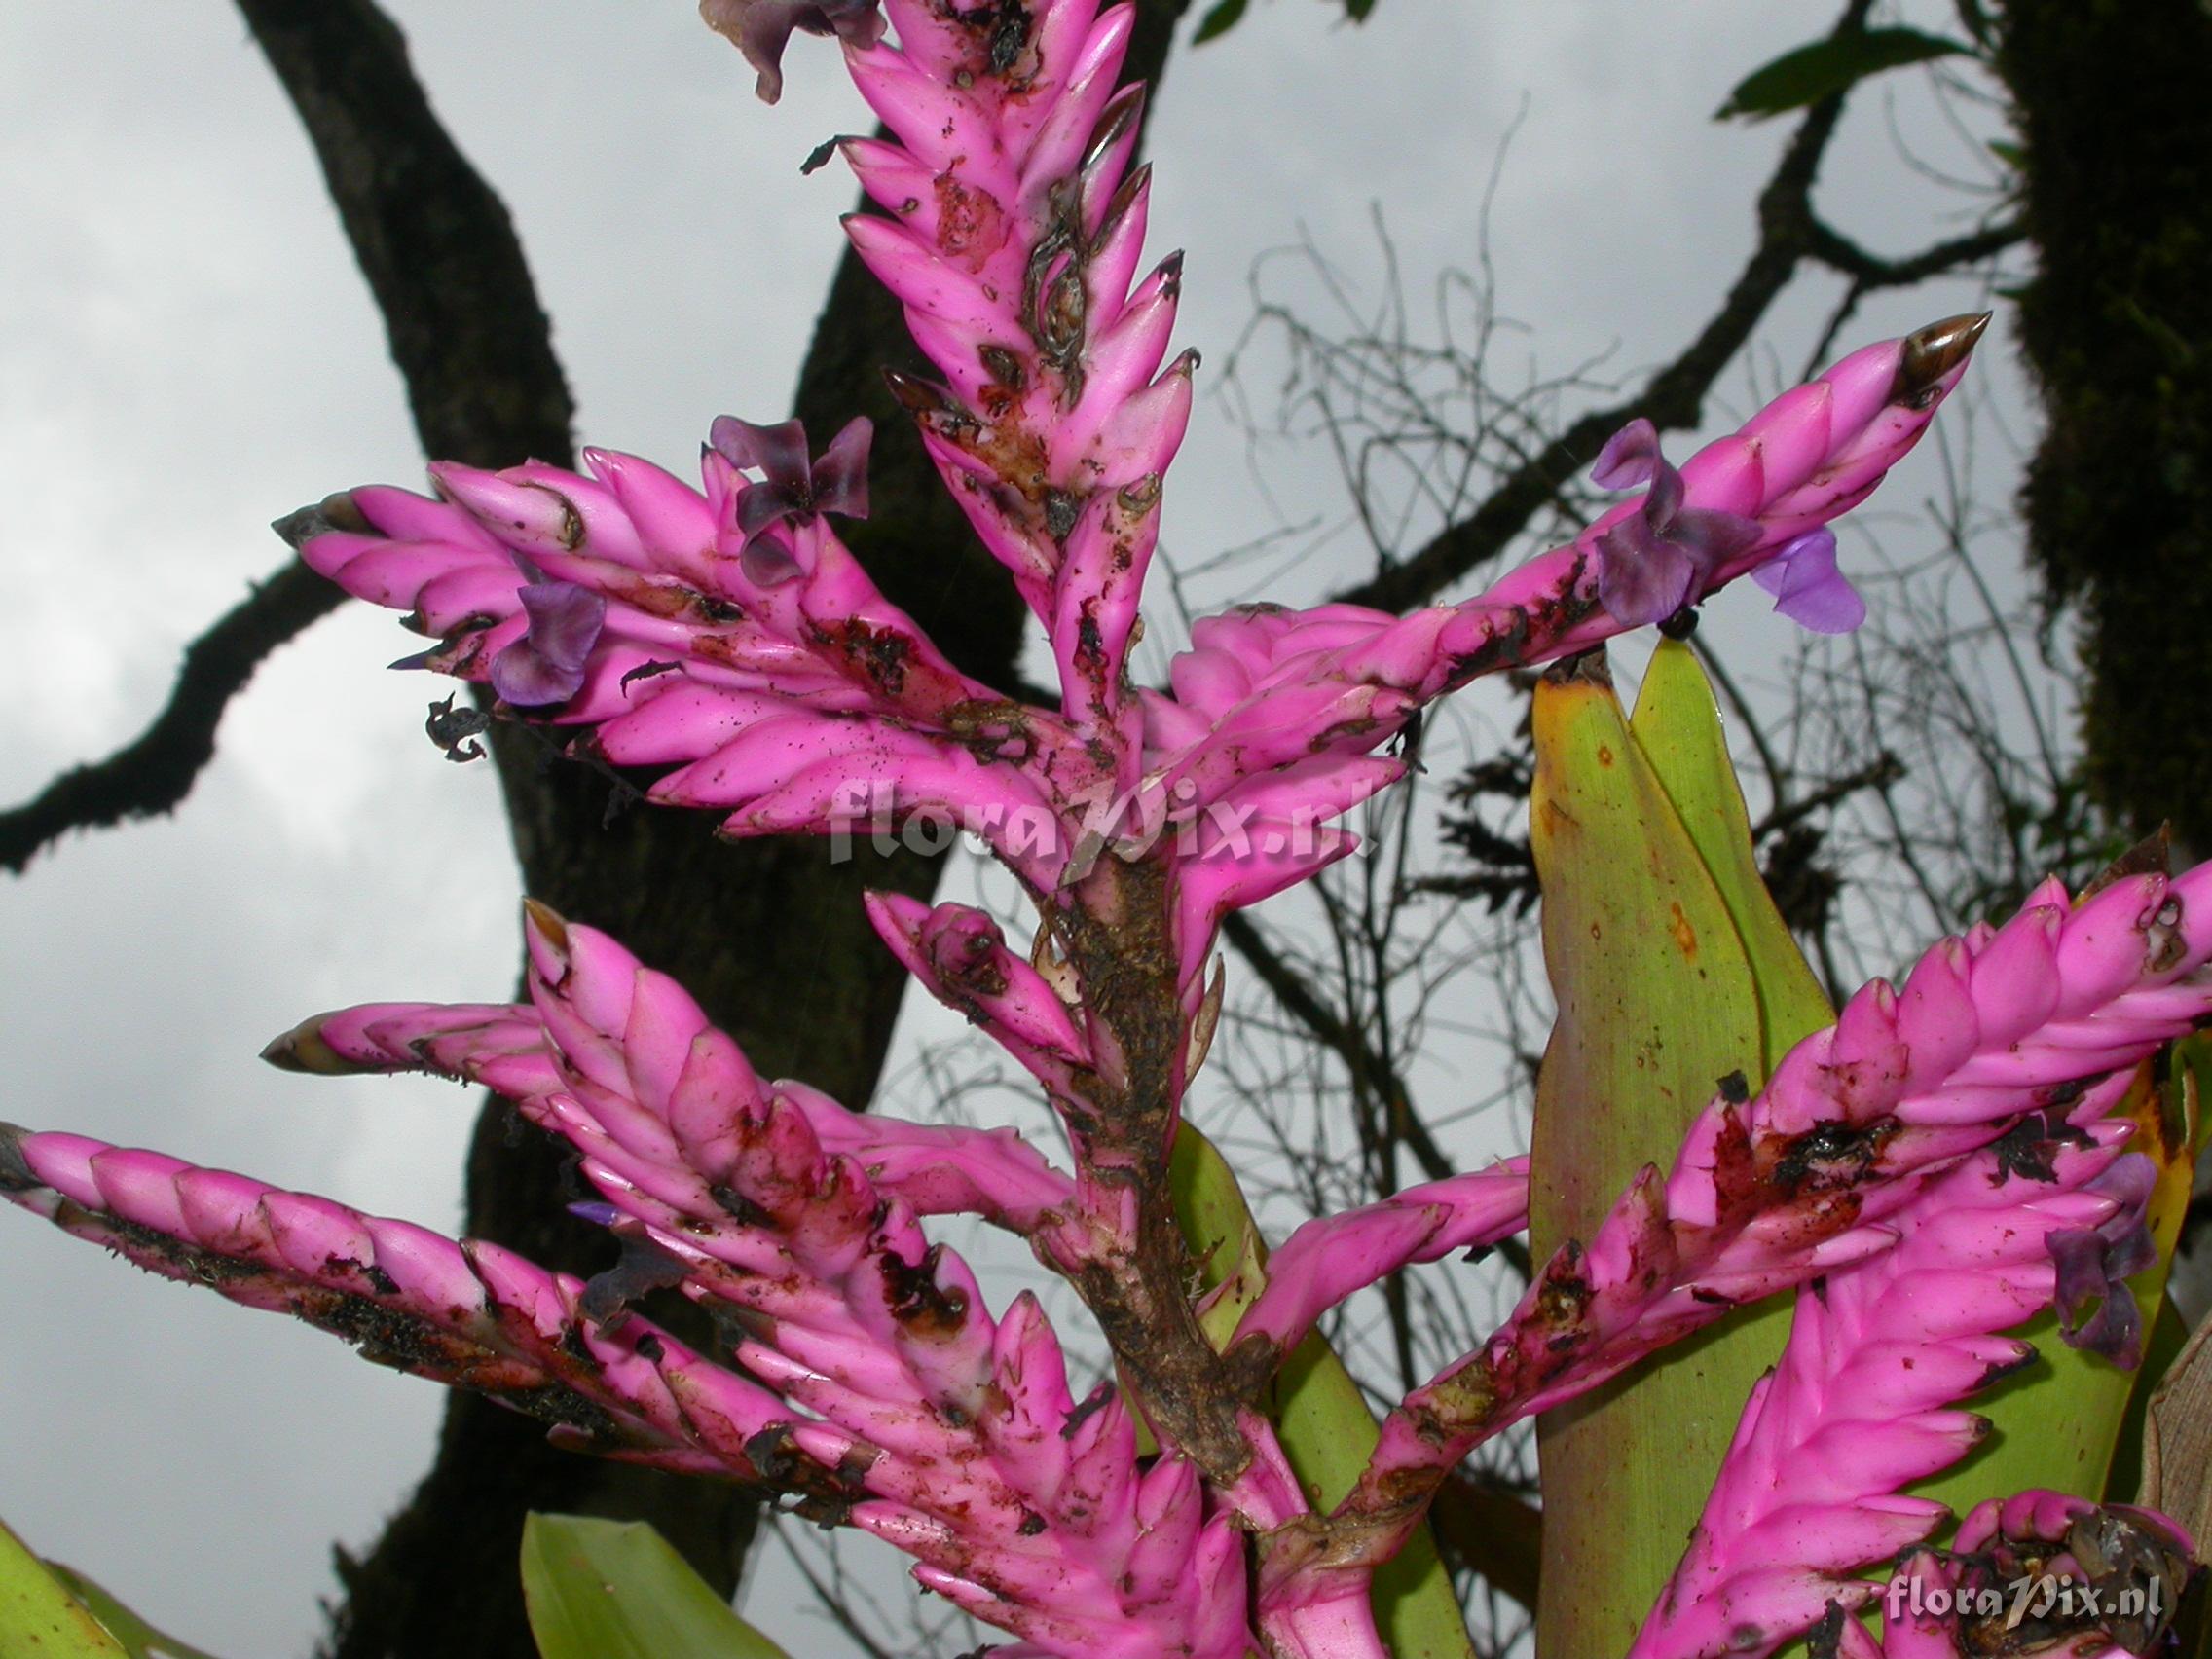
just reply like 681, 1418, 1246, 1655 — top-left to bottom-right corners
6, 3, 2209, 1655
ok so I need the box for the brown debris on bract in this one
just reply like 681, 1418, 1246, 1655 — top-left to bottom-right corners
810, 617, 914, 697
1542, 644, 1610, 689
271, 490, 371, 553
1770, 1118, 1895, 1196
0, 1122, 35, 1192
258, 1015, 350, 1075
978, 343, 1027, 401
2146, 893, 2190, 976
934, 172, 1007, 268
1948, 1504, 2193, 1656
1986, 1107, 2093, 1185
521, 897, 571, 953
881, 1241, 972, 1340
935, 0, 1036, 85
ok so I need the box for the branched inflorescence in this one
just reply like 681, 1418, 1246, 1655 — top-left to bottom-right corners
4, 1, 2204, 1656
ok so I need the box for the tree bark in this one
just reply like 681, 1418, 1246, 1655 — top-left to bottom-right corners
234, 3, 1192, 1654
1997, 0, 2212, 853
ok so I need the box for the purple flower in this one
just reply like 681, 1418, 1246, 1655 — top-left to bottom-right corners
711, 414, 872, 530
700, 0, 887, 105
1751, 528, 1865, 634
490, 579, 606, 706
1589, 418, 1761, 628
710, 415, 873, 588
2048, 1152, 2160, 1367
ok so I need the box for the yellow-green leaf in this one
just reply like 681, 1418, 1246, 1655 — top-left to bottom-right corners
2110, 1290, 2192, 1503
520, 1514, 787, 1659
0, 1518, 129, 1659
41, 1564, 223, 1659
1630, 641, 1833, 1062
1529, 652, 1792, 1658
1167, 1124, 1476, 1659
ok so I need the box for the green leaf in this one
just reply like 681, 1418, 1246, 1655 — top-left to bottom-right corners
1714, 27, 1973, 122
1192, 0, 1248, 45
1529, 652, 1796, 1656
0, 1518, 129, 1659
2110, 1290, 2192, 1503
1630, 642, 1833, 1064
1166, 1125, 1477, 1659
520, 1515, 788, 1659
42, 1565, 224, 1659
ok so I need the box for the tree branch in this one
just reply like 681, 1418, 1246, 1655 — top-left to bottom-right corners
212, 9, 768, 1658
1328, 0, 1897, 615
226, 3, 1204, 1653
3, 0, 576, 879
0, 560, 342, 873
1799, 214, 2025, 368
1805, 216, 2025, 293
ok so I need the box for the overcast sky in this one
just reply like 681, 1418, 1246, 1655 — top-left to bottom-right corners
0, 4, 2022, 1655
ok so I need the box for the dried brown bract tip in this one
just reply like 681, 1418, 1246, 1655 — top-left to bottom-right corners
1896, 312, 1993, 400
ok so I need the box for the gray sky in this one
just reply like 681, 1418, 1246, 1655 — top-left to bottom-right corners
0, 4, 2023, 1654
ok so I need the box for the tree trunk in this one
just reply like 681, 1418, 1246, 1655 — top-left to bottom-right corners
1998, 0, 2212, 853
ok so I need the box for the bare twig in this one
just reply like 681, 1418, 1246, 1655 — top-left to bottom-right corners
1220, 910, 1456, 1184
1801, 217, 2024, 369
0, 561, 342, 873
1323, 0, 2010, 616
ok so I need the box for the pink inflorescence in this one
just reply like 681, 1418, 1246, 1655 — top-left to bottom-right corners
7, 0, 2198, 1655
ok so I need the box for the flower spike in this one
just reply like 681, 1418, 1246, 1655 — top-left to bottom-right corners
4, 907, 1257, 1659
1631, 1132, 2148, 1659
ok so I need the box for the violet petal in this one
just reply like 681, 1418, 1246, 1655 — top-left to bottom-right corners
1595, 518, 1697, 628
2050, 1152, 2161, 1368
491, 581, 606, 706
1751, 530, 1865, 635
816, 0, 887, 50
1643, 452, 1687, 530
1670, 506, 1762, 572
1592, 418, 1662, 490
490, 645, 579, 707
810, 416, 874, 520
517, 582, 608, 673
578, 1231, 692, 1328
736, 479, 808, 539
701, 0, 808, 105
710, 415, 813, 494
